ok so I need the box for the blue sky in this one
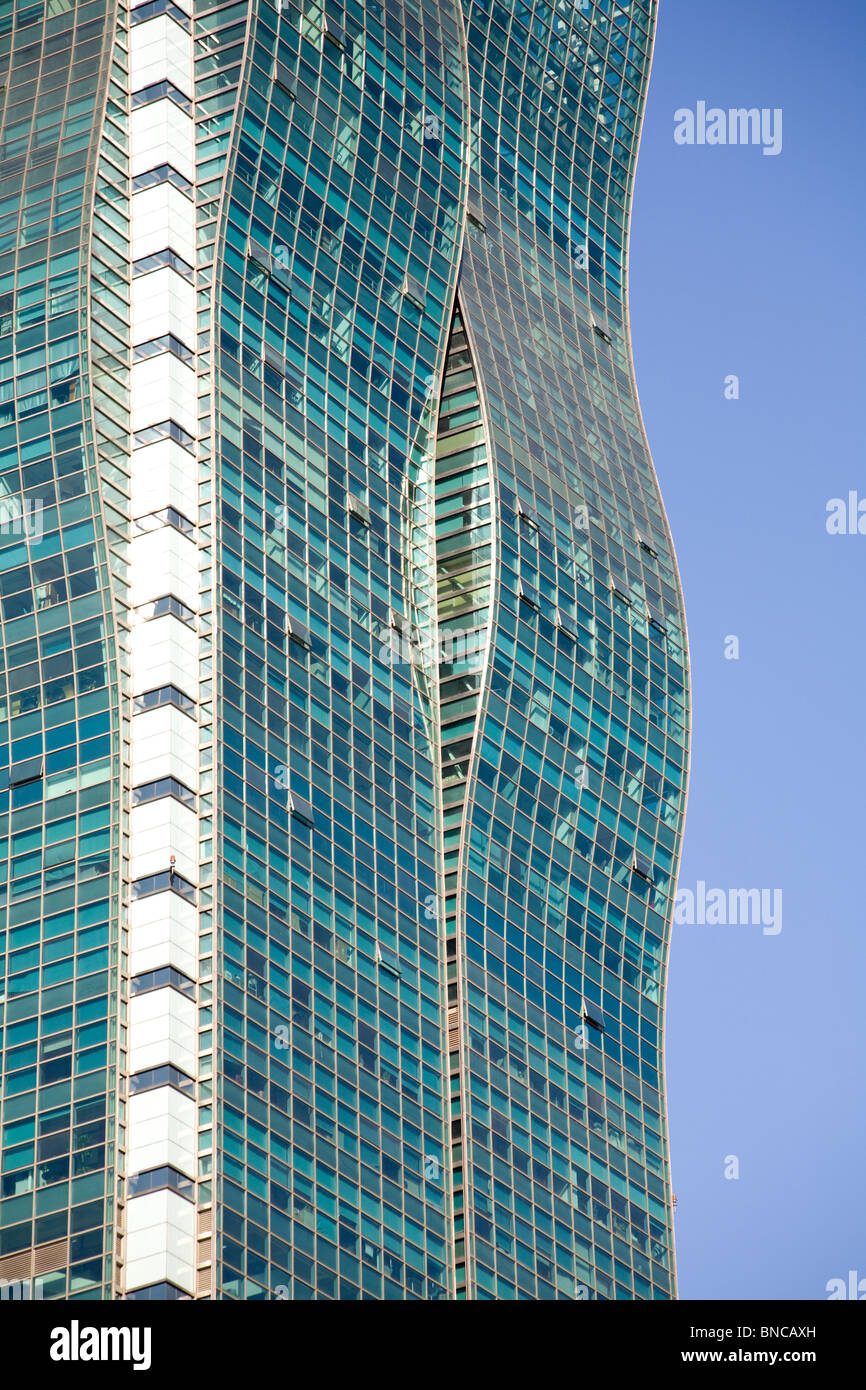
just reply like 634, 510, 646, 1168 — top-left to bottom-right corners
629, 0, 866, 1300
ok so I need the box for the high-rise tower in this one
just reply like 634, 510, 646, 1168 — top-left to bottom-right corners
0, 0, 688, 1301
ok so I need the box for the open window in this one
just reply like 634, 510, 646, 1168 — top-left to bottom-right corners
287, 614, 312, 648
519, 580, 539, 608
632, 851, 654, 883
347, 494, 371, 525
582, 999, 605, 1032
289, 791, 314, 825
377, 944, 402, 976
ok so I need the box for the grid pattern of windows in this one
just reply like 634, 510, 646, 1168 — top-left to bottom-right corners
0, 0, 128, 1299
451, 0, 688, 1299
203, 0, 468, 1299
198, 0, 686, 1303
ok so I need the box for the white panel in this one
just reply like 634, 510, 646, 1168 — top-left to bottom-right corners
126, 15, 202, 1299
130, 526, 198, 608
130, 15, 193, 94
131, 268, 196, 343
131, 184, 196, 263
129, 987, 197, 1076
131, 705, 199, 791
130, 101, 194, 181
128, 1088, 196, 1179
130, 439, 197, 518
131, 355, 197, 436
130, 891, 198, 978
125, 1191, 195, 1294
131, 614, 199, 697
131, 797, 198, 883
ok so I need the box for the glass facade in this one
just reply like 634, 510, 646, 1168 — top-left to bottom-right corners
451, 0, 689, 1300
205, 0, 467, 1301
0, 0, 688, 1302
0, 0, 128, 1298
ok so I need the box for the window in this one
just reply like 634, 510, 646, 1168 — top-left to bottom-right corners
9, 756, 43, 786
129, 1064, 194, 1099
132, 164, 193, 197
593, 319, 613, 345
136, 594, 196, 625
130, 0, 191, 29
519, 580, 539, 608
131, 966, 195, 999
287, 614, 311, 647
133, 506, 195, 536
248, 237, 273, 271
555, 609, 578, 641
517, 500, 539, 528
133, 685, 195, 717
582, 999, 605, 1032
347, 494, 370, 524
126, 1282, 191, 1301
36, 579, 65, 610
610, 572, 631, 603
274, 62, 296, 98
131, 868, 196, 904
132, 248, 194, 282
467, 202, 486, 232
0, 290, 14, 335
133, 420, 196, 452
128, 1165, 194, 1202
263, 343, 288, 374
632, 852, 654, 882
131, 80, 192, 113
289, 791, 314, 825
402, 274, 425, 309
323, 16, 345, 47
646, 603, 667, 634
377, 944, 402, 976
133, 334, 194, 366
133, 775, 196, 810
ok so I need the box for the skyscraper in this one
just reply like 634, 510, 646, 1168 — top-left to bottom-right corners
0, 0, 688, 1301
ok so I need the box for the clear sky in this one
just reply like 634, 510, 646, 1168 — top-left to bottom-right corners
629, 0, 866, 1300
